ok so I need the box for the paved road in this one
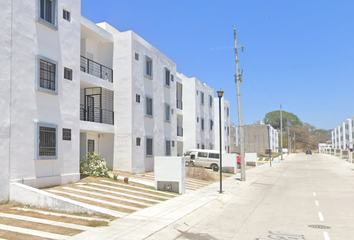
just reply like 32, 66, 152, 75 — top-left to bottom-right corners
147, 154, 354, 240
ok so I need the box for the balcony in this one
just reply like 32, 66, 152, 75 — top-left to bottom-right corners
176, 100, 183, 110
177, 126, 183, 137
80, 104, 114, 125
80, 56, 113, 83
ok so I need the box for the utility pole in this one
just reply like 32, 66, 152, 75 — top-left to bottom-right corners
280, 105, 283, 160
287, 118, 290, 155
234, 26, 245, 181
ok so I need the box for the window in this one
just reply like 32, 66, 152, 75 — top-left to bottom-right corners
171, 74, 174, 82
164, 68, 170, 87
227, 107, 230, 117
201, 91, 204, 105
210, 120, 213, 130
209, 95, 213, 107
209, 153, 219, 159
201, 144, 205, 149
145, 56, 153, 79
197, 143, 200, 149
64, 67, 72, 80
196, 90, 199, 95
146, 97, 153, 117
136, 138, 141, 146
146, 137, 153, 157
197, 117, 199, 123
35, 122, 57, 160
165, 104, 171, 122
227, 127, 230, 136
62, 128, 71, 141
135, 52, 139, 61
201, 118, 204, 131
165, 140, 171, 156
36, 55, 58, 95
63, 9, 70, 21
37, 0, 57, 30
136, 94, 140, 103
172, 141, 175, 147
198, 152, 208, 158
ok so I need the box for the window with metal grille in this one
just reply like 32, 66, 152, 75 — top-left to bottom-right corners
164, 68, 170, 87
63, 9, 70, 21
146, 137, 153, 156
146, 97, 153, 117
136, 137, 141, 146
145, 56, 153, 79
165, 104, 170, 122
39, 126, 56, 156
40, 0, 55, 24
64, 67, 72, 80
62, 128, 71, 141
166, 140, 171, 156
40, 59, 56, 91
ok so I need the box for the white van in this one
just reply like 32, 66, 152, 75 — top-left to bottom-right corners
184, 149, 224, 171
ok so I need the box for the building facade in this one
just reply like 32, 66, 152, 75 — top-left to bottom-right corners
0, 0, 232, 201
331, 118, 354, 150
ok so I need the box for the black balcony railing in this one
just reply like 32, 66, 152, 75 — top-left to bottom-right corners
80, 56, 113, 83
177, 126, 183, 137
80, 104, 114, 125
176, 100, 183, 110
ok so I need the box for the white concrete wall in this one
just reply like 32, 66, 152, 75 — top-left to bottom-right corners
0, 0, 11, 202
154, 156, 185, 194
8, 0, 81, 189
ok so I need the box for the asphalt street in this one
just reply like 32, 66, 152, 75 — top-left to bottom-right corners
147, 154, 354, 240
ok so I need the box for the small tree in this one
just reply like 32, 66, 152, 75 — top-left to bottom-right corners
80, 152, 108, 177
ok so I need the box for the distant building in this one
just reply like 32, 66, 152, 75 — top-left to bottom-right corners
231, 121, 279, 154
331, 118, 353, 150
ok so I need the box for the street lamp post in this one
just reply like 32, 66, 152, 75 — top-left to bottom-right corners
217, 89, 224, 194
267, 125, 272, 167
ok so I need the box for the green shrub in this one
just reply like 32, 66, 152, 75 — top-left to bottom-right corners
80, 152, 108, 177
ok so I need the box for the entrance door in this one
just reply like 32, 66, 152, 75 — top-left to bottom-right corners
88, 140, 95, 154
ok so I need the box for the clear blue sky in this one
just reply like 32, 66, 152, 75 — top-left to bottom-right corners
82, 0, 354, 130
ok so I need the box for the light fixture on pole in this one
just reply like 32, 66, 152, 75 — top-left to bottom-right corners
217, 89, 224, 194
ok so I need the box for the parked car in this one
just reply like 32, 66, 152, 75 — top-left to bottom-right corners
184, 149, 240, 171
306, 150, 312, 155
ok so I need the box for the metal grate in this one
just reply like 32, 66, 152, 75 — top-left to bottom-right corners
308, 225, 331, 229
39, 126, 56, 156
40, 59, 56, 91
63, 128, 71, 141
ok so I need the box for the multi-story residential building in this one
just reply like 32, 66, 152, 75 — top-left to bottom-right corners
214, 97, 231, 152
0, 0, 232, 201
178, 73, 216, 152
331, 118, 354, 150
1, 0, 82, 195
231, 122, 279, 154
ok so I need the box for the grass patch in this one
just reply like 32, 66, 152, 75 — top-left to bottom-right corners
186, 167, 215, 181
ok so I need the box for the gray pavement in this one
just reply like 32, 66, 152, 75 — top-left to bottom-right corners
69, 154, 354, 240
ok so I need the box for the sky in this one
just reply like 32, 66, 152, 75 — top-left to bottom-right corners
82, 0, 354, 130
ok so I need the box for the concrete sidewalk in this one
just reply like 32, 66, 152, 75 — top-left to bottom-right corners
68, 155, 296, 240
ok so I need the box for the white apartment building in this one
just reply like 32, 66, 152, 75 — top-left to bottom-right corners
214, 97, 231, 152
1, 0, 82, 197
0, 0, 232, 201
178, 73, 217, 152
332, 118, 354, 150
